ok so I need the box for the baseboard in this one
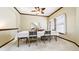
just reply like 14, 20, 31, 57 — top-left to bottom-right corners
0, 38, 14, 48
57, 36, 79, 47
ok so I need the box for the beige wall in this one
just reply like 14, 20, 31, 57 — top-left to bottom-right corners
48, 7, 79, 44
11, 8, 21, 30
20, 15, 47, 31
75, 8, 79, 44
0, 7, 20, 46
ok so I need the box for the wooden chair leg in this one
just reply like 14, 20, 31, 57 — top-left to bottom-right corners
49, 36, 51, 42
36, 37, 40, 46
54, 35, 57, 41
39, 37, 41, 43
26, 38, 27, 44
36, 39, 38, 46
28, 39, 30, 47
44, 37, 46, 43
43, 36, 46, 43
18, 39, 19, 47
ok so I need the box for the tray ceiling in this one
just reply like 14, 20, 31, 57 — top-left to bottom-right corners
16, 7, 60, 17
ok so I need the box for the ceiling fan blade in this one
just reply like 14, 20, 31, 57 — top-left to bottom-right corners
41, 8, 45, 10
35, 7, 39, 9
41, 12, 44, 14
31, 10, 36, 12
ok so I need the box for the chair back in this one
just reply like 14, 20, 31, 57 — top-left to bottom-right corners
29, 31, 37, 37
45, 31, 51, 34
44, 31, 51, 36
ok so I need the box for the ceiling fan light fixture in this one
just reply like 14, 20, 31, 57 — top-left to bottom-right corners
31, 7, 45, 14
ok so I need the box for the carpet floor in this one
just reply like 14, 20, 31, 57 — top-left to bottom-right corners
0, 38, 79, 51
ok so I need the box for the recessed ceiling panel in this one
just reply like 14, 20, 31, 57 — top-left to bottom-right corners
16, 7, 60, 16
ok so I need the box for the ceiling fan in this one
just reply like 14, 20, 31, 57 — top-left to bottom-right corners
31, 7, 46, 14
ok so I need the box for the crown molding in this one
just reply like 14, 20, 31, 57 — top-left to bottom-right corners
14, 7, 21, 14
48, 7, 63, 17
14, 7, 63, 17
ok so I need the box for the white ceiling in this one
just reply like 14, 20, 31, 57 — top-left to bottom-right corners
16, 7, 60, 16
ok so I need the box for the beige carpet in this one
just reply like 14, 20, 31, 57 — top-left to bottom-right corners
0, 38, 79, 51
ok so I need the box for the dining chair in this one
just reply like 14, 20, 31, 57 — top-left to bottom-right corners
17, 31, 29, 47
29, 31, 37, 46
44, 30, 51, 42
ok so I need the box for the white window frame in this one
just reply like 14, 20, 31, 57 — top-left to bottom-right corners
55, 14, 66, 34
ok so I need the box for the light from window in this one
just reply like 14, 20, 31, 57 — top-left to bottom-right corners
56, 14, 66, 34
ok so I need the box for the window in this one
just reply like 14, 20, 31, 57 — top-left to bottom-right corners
56, 14, 66, 34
